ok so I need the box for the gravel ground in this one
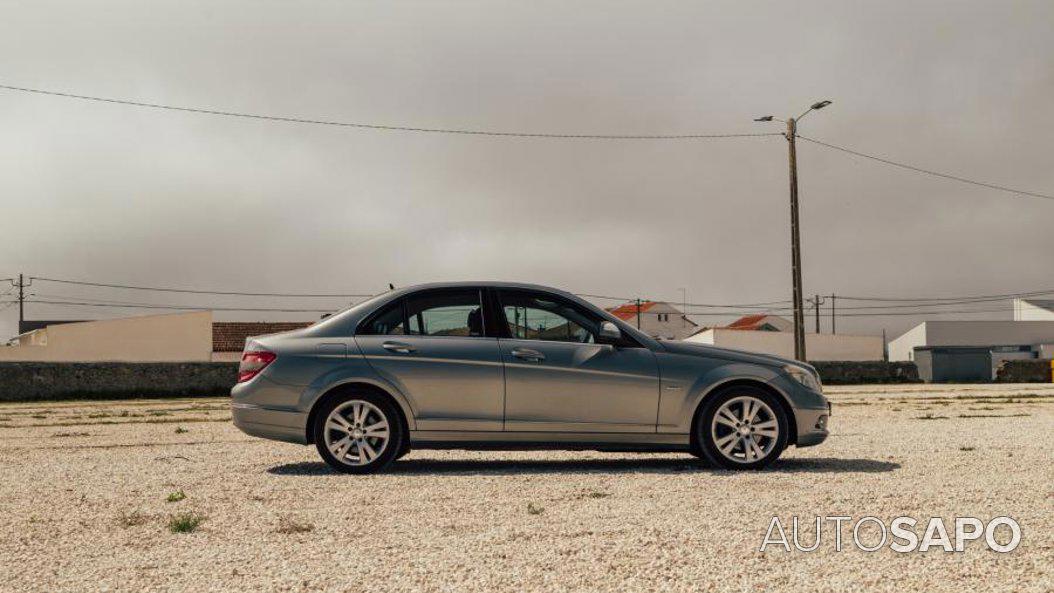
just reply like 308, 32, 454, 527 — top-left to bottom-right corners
0, 384, 1052, 593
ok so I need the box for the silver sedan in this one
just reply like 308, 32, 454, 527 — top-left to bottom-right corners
232, 282, 829, 472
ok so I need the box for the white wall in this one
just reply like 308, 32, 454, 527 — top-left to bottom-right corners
0, 311, 213, 362
888, 323, 927, 362
926, 321, 1054, 347
1013, 299, 1054, 321
684, 329, 884, 361
888, 321, 1054, 362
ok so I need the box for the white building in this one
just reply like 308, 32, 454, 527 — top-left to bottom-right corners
606, 301, 700, 340
1013, 299, 1054, 321
1, 312, 310, 362
682, 314, 884, 361
887, 320, 1054, 381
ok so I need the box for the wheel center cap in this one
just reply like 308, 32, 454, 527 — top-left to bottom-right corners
352, 428, 364, 439
738, 426, 751, 436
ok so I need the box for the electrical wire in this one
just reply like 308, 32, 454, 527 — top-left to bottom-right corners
798, 135, 1054, 202
29, 276, 374, 298
0, 84, 782, 141
24, 299, 340, 313
836, 288, 1054, 303
683, 307, 1012, 319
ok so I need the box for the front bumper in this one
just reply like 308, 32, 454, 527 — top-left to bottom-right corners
231, 402, 308, 445
793, 403, 830, 447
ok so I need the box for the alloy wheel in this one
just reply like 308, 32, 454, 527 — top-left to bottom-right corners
323, 400, 391, 466
710, 395, 780, 464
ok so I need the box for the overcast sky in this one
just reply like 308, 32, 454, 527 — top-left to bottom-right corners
1, 0, 1052, 341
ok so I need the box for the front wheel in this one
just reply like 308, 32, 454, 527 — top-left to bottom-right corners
694, 387, 789, 470
313, 393, 403, 474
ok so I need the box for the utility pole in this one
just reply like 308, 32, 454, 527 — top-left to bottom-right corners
787, 118, 807, 360
830, 293, 836, 335
17, 273, 25, 328
808, 294, 825, 333
678, 288, 686, 328
755, 100, 832, 362
635, 298, 642, 330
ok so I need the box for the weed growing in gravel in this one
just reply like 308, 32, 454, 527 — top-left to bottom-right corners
580, 490, 611, 499
959, 446, 976, 452
527, 502, 545, 515
167, 512, 205, 533
275, 517, 315, 534
914, 413, 949, 420
52, 431, 90, 438
174, 427, 188, 434
116, 510, 149, 527
958, 413, 1031, 419
166, 490, 187, 503
31, 414, 47, 419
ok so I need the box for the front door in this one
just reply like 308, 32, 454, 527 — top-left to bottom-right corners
354, 288, 504, 431
495, 289, 660, 433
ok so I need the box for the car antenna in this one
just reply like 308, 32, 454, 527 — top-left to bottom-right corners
388, 283, 395, 290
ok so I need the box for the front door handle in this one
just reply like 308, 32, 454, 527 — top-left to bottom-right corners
511, 347, 545, 362
382, 341, 416, 354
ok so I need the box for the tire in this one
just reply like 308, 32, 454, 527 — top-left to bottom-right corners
693, 386, 789, 470
313, 392, 404, 474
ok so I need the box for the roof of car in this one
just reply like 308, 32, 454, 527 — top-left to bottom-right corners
386, 281, 578, 298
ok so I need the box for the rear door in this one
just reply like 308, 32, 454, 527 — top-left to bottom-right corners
495, 289, 660, 433
354, 288, 504, 431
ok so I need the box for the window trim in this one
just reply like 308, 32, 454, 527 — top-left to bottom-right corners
492, 288, 643, 348
357, 288, 489, 339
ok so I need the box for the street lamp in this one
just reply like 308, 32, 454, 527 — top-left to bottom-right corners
755, 100, 832, 362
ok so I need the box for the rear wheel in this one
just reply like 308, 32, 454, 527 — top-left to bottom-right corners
313, 393, 403, 474
693, 386, 789, 470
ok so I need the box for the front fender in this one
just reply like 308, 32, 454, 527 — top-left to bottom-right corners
658, 360, 788, 433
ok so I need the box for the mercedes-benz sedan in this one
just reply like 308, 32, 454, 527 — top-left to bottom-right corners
232, 282, 829, 472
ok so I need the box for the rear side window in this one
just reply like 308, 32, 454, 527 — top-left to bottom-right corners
404, 289, 485, 337
360, 300, 406, 335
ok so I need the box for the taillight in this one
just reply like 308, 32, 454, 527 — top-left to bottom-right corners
238, 350, 277, 383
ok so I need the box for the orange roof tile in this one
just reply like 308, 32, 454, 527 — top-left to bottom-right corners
607, 301, 657, 321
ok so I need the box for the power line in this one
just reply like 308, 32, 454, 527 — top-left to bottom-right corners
837, 288, 1054, 303
574, 293, 638, 301
29, 276, 374, 298
23, 299, 339, 313
799, 135, 1054, 202
683, 307, 1012, 319
0, 84, 782, 141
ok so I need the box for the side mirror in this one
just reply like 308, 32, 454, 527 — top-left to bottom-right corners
598, 320, 622, 343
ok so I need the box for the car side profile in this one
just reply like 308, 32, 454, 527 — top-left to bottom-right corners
231, 282, 830, 472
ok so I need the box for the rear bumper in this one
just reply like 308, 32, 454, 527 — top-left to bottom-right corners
231, 403, 308, 445
793, 405, 830, 448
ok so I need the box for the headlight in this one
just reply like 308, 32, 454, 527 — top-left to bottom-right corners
784, 365, 822, 393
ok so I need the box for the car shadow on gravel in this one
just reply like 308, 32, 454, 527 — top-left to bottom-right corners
268, 456, 899, 477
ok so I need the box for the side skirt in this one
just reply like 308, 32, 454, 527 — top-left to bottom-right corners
409, 430, 690, 452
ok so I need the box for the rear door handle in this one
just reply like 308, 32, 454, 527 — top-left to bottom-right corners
382, 341, 416, 354
511, 347, 545, 362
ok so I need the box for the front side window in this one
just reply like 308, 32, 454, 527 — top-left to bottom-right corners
404, 289, 485, 337
497, 290, 596, 343
360, 300, 406, 335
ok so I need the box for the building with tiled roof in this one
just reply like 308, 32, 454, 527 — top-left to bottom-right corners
724, 314, 793, 332
212, 322, 313, 353
605, 301, 698, 340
